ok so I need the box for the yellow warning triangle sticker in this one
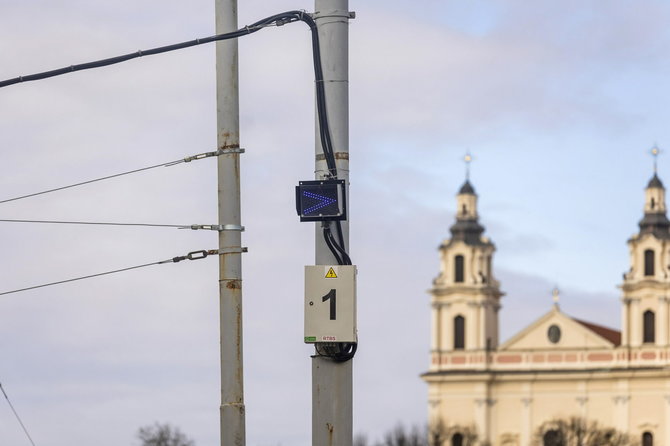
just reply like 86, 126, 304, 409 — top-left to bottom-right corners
325, 267, 338, 278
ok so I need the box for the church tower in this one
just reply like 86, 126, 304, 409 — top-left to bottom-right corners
429, 179, 503, 355
621, 170, 670, 347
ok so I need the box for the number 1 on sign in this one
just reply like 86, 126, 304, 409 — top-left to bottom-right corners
322, 289, 336, 320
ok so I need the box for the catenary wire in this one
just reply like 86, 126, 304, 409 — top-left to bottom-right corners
0, 148, 224, 205
0, 219, 190, 229
0, 249, 218, 297
0, 382, 36, 446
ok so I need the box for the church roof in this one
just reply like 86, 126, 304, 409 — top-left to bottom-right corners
574, 318, 621, 346
458, 180, 475, 195
500, 307, 620, 351
448, 219, 485, 244
647, 173, 664, 189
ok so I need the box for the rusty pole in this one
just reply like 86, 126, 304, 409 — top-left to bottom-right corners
312, 1, 352, 445
215, 0, 245, 445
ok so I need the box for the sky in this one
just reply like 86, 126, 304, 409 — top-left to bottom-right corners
1, 1, 670, 445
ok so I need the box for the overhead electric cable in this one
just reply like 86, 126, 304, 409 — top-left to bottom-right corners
0, 382, 36, 446
0, 148, 228, 205
0, 11, 309, 89
0, 219, 226, 230
0, 249, 221, 297
0, 219, 187, 228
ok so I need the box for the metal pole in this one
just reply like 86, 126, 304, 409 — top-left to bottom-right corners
312, 1, 352, 445
215, 1, 245, 445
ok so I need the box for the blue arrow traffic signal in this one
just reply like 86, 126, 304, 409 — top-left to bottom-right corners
296, 179, 346, 222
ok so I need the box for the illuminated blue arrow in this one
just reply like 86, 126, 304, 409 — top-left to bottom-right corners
303, 190, 337, 215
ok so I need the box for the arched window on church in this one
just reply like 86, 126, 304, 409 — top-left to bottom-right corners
454, 316, 465, 350
643, 310, 655, 343
642, 431, 653, 446
451, 432, 463, 446
644, 249, 655, 276
651, 197, 656, 210
543, 429, 561, 446
454, 255, 464, 283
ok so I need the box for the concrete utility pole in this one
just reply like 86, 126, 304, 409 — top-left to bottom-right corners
215, 1, 245, 445
312, 1, 353, 445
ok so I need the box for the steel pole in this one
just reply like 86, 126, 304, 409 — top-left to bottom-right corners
215, 1, 245, 445
312, 1, 352, 445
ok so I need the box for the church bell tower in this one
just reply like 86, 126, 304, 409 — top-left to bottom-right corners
621, 163, 670, 347
429, 179, 503, 354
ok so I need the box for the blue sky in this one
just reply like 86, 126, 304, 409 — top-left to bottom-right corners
1, 1, 670, 445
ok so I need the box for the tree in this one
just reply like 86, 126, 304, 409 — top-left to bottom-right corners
353, 422, 484, 446
377, 423, 426, 446
428, 419, 481, 446
137, 422, 195, 446
533, 417, 638, 446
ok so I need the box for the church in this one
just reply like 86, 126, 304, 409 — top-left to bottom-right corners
421, 167, 670, 446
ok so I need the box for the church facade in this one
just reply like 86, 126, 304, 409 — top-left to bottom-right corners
421, 173, 670, 446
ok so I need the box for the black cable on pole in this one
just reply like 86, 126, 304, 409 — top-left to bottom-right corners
0, 249, 218, 297
0, 382, 36, 446
322, 226, 343, 265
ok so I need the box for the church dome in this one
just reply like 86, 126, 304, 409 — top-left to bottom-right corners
459, 180, 476, 195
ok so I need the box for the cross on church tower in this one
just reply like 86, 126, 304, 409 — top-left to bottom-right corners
464, 151, 473, 180
552, 286, 560, 309
651, 144, 661, 173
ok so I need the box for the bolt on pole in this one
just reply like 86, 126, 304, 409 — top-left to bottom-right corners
312, 1, 353, 445
215, 1, 245, 445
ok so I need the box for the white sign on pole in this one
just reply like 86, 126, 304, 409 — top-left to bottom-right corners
304, 265, 357, 343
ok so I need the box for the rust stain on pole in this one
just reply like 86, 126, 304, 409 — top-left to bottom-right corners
225, 280, 242, 290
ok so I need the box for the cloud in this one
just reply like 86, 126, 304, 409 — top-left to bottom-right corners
0, 1, 668, 445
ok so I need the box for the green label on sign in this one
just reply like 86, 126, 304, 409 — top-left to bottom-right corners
305, 336, 317, 342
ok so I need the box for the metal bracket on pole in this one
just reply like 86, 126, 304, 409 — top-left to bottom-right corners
217, 247, 248, 254
190, 224, 245, 231
310, 10, 356, 19
217, 147, 246, 154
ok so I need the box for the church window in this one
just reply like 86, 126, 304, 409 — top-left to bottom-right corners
643, 432, 653, 446
644, 249, 655, 276
462, 204, 467, 215
643, 310, 655, 343
543, 429, 562, 446
451, 433, 463, 446
455, 255, 464, 283
651, 197, 656, 209
547, 325, 561, 344
454, 316, 465, 350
